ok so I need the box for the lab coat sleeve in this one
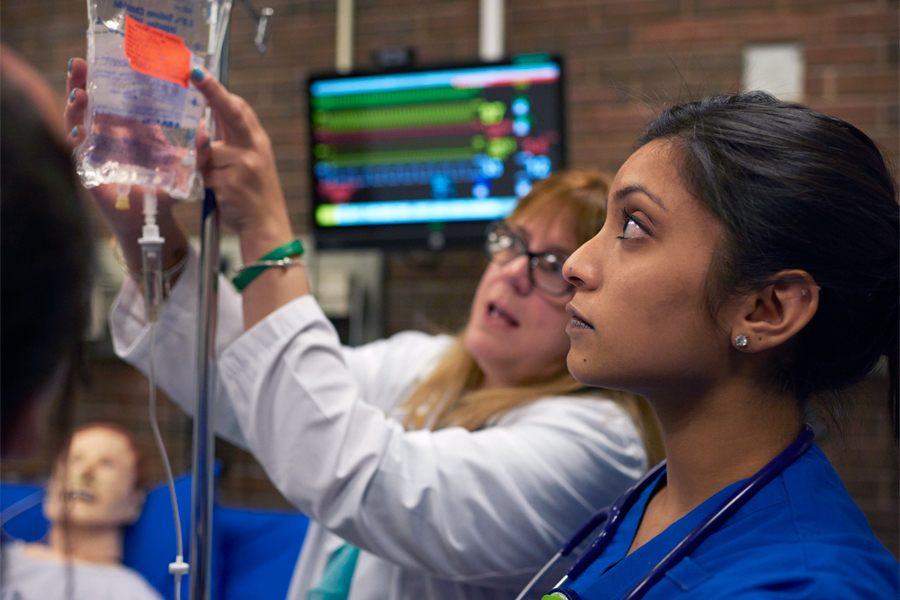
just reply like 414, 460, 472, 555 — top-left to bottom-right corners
109, 244, 444, 448
335, 331, 453, 413
109, 243, 249, 448
218, 296, 648, 587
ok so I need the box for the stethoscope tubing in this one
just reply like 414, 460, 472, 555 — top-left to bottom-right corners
566, 460, 667, 580
514, 462, 666, 600
514, 507, 613, 600
614, 424, 815, 600
521, 424, 815, 600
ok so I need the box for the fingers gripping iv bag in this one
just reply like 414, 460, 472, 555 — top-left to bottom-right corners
77, 0, 229, 200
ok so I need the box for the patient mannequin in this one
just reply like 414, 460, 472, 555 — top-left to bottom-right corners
2, 424, 162, 600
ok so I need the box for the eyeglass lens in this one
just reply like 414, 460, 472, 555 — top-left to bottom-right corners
486, 225, 573, 296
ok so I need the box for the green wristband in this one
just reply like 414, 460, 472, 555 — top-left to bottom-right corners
232, 239, 305, 291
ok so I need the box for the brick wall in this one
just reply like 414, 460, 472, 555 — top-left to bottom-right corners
1, 0, 896, 556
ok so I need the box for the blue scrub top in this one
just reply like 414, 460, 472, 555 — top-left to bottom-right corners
556, 444, 899, 599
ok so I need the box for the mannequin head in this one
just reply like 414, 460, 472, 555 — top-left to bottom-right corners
44, 423, 146, 531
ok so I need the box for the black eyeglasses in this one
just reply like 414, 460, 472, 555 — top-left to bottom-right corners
485, 222, 574, 297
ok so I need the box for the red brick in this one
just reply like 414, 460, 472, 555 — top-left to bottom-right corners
603, 0, 681, 21
638, 19, 724, 46
570, 85, 633, 104
837, 73, 900, 95
835, 11, 900, 36
637, 14, 829, 48
694, 0, 779, 14
788, 0, 874, 13
805, 43, 880, 66
512, 4, 594, 27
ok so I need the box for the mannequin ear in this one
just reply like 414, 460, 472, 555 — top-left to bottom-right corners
724, 270, 819, 353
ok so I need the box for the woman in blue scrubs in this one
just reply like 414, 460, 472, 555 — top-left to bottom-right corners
552, 92, 899, 599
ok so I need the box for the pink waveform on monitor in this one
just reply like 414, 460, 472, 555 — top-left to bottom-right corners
318, 180, 360, 203
314, 119, 515, 145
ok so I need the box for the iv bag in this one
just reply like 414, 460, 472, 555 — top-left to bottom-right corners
76, 0, 232, 200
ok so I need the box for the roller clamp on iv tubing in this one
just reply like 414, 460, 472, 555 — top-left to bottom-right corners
232, 238, 305, 291
114, 237, 189, 299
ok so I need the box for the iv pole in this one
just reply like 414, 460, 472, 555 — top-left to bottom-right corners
189, 4, 273, 600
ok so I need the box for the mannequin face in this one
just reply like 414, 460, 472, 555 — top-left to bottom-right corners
44, 427, 144, 529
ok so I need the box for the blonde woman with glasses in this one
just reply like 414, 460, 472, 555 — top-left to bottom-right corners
66, 60, 660, 600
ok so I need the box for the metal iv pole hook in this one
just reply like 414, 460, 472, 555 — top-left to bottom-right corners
238, 0, 274, 54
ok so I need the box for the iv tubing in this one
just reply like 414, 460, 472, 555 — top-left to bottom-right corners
149, 324, 188, 600
140, 185, 189, 599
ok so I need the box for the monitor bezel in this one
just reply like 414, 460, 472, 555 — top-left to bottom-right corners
306, 54, 568, 251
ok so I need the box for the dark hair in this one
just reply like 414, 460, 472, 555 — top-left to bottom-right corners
639, 92, 899, 420
0, 68, 94, 453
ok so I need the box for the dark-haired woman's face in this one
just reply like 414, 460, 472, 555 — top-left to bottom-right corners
563, 140, 730, 399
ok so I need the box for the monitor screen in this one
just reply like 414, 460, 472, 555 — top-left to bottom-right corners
307, 56, 567, 250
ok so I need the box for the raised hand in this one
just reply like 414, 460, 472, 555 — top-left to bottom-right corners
189, 68, 308, 325
190, 68, 294, 263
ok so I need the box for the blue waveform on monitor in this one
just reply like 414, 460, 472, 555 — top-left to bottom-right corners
315, 160, 481, 188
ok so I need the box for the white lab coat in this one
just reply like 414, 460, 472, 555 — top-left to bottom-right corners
110, 245, 648, 600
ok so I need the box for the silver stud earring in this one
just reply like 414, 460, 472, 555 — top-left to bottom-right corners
734, 334, 749, 348
800, 289, 808, 296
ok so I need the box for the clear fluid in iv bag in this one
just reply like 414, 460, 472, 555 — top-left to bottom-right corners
76, 25, 208, 200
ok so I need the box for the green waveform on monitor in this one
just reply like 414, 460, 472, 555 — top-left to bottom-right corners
320, 146, 476, 167
313, 99, 483, 133
312, 86, 482, 111
317, 204, 338, 227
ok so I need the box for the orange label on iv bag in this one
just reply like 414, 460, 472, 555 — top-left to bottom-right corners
124, 15, 191, 88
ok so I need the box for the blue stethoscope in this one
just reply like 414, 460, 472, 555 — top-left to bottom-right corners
515, 424, 815, 600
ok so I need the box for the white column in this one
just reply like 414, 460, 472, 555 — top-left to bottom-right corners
479, 0, 505, 62
336, 0, 355, 72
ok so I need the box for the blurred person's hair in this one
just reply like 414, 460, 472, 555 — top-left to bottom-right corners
0, 48, 94, 457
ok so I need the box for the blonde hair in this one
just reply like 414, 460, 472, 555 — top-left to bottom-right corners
400, 170, 664, 463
